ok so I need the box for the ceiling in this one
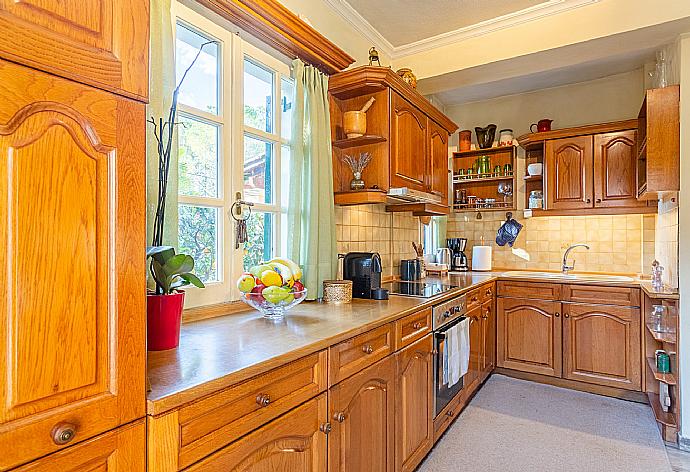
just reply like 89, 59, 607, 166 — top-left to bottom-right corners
344, 0, 546, 46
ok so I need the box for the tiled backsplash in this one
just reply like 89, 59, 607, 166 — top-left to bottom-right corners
335, 204, 419, 278
447, 213, 655, 275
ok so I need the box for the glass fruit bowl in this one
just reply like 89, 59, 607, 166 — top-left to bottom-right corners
241, 288, 308, 319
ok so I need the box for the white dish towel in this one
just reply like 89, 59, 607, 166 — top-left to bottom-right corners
447, 318, 471, 388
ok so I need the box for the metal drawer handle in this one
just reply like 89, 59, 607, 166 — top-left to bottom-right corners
320, 422, 332, 434
486, 289, 492, 297
256, 393, 271, 407
334, 412, 346, 423
51, 423, 77, 446
564, 313, 570, 319
412, 322, 423, 330
362, 344, 374, 354
446, 410, 454, 417
555, 312, 560, 318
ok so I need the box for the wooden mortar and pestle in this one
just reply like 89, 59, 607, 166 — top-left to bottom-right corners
343, 97, 376, 138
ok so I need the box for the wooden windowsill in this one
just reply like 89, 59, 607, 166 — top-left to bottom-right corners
182, 300, 253, 324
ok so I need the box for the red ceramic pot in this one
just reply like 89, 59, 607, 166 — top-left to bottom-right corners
530, 119, 553, 133
147, 291, 185, 351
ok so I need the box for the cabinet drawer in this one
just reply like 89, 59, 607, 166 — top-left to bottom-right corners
480, 282, 496, 302
497, 280, 561, 300
395, 308, 432, 350
466, 288, 481, 310
562, 284, 640, 307
15, 420, 145, 471
330, 323, 394, 385
169, 351, 327, 469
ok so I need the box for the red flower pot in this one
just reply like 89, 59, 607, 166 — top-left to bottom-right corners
147, 291, 185, 351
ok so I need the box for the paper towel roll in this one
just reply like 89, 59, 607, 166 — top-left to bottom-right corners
472, 246, 492, 271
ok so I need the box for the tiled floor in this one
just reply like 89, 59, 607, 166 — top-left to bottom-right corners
668, 446, 690, 472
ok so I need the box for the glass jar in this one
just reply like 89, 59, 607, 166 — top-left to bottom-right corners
648, 305, 677, 334
529, 190, 543, 209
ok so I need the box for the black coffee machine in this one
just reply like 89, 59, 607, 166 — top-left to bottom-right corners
343, 252, 382, 299
447, 238, 469, 271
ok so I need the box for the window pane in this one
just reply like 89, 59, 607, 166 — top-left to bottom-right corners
178, 204, 219, 283
244, 135, 273, 204
175, 23, 219, 114
178, 116, 219, 198
244, 58, 273, 132
243, 212, 274, 269
280, 145, 291, 206
281, 78, 294, 141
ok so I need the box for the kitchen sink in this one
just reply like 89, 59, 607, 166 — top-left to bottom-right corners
501, 271, 634, 283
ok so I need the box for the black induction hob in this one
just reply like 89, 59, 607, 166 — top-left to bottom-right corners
382, 281, 457, 299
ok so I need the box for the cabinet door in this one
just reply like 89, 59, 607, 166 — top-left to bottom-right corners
481, 299, 496, 375
395, 335, 433, 472
0, 0, 148, 100
563, 304, 641, 391
390, 91, 428, 192
467, 307, 482, 391
186, 394, 328, 472
0, 59, 146, 469
545, 135, 593, 210
496, 298, 562, 377
13, 420, 145, 472
427, 120, 449, 202
594, 130, 646, 208
330, 356, 395, 472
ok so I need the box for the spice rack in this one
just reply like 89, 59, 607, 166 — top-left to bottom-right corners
451, 146, 517, 213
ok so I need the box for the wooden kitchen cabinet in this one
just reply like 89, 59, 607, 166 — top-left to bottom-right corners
481, 299, 496, 377
186, 394, 328, 472
329, 356, 396, 472
395, 335, 433, 472
497, 298, 562, 377
594, 130, 646, 208
427, 119, 450, 202
562, 303, 641, 391
0, 59, 146, 470
545, 135, 593, 210
467, 306, 483, 391
390, 91, 428, 192
0, 0, 149, 100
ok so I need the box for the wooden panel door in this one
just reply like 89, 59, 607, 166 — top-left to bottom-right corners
390, 91, 428, 192
0, 0, 149, 100
186, 394, 328, 472
330, 356, 395, 472
427, 119, 449, 203
395, 335, 433, 472
594, 130, 646, 208
563, 304, 641, 391
481, 299, 496, 376
497, 298, 562, 377
467, 306, 482, 391
545, 135, 593, 210
0, 59, 146, 470
13, 420, 145, 472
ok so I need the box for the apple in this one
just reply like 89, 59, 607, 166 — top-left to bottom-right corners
236, 272, 256, 293
293, 280, 305, 292
250, 264, 274, 278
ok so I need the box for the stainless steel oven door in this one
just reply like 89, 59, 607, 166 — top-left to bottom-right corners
433, 316, 466, 417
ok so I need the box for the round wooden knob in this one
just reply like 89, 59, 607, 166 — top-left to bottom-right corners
256, 393, 271, 407
362, 345, 373, 354
320, 422, 332, 434
51, 423, 77, 446
334, 412, 346, 423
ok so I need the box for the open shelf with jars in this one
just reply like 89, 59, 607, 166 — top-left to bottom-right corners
451, 146, 517, 212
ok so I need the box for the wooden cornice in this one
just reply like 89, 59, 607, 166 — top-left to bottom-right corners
194, 0, 355, 74
328, 66, 459, 134
517, 119, 639, 148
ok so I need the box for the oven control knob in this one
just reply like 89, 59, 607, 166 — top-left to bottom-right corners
443, 310, 451, 318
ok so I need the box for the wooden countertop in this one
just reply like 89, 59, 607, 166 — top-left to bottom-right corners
146, 270, 678, 415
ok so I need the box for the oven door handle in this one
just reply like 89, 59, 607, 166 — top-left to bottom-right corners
434, 316, 467, 339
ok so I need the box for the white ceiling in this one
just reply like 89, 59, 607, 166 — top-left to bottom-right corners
344, 0, 546, 46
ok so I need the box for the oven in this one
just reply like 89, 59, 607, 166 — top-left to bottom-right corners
432, 294, 467, 417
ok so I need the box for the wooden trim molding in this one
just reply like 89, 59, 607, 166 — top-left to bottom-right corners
194, 0, 355, 74
517, 119, 638, 147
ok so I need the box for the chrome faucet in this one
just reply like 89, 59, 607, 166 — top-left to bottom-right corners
562, 244, 590, 274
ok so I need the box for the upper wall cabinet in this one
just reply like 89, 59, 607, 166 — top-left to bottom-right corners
0, 0, 149, 101
637, 85, 680, 200
329, 66, 458, 214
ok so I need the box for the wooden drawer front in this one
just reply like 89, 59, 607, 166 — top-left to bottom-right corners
186, 394, 327, 472
176, 351, 327, 469
466, 289, 481, 310
395, 308, 432, 350
481, 282, 496, 302
563, 284, 640, 307
330, 323, 393, 385
497, 280, 561, 300
15, 420, 145, 471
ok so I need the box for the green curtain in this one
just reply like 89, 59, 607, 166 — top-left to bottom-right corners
146, 0, 178, 248
288, 59, 337, 300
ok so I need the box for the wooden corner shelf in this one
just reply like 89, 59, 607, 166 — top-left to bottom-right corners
453, 174, 514, 184
385, 202, 449, 216
452, 146, 517, 159
647, 392, 677, 428
332, 135, 386, 149
523, 174, 542, 182
334, 189, 388, 206
646, 357, 677, 385
646, 323, 676, 344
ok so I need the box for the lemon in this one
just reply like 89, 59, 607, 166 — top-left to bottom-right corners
260, 269, 282, 287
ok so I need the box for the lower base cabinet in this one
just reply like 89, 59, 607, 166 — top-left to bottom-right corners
329, 355, 396, 472
186, 394, 328, 472
395, 335, 433, 472
14, 420, 145, 471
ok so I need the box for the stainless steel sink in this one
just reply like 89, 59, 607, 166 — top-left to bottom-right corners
502, 271, 634, 283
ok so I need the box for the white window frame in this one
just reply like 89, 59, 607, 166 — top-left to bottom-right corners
173, 2, 293, 308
